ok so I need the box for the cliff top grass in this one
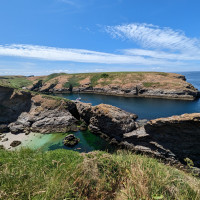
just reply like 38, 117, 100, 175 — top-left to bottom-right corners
0, 148, 199, 200
26, 71, 193, 91
0, 71, 195, 92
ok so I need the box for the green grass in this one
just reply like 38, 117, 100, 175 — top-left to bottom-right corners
0, 149, 199, 200
0, 76, 32, 88
143, 82, 161, 88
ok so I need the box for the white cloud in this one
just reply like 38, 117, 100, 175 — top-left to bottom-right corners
0, 44, 180, 66
122, 48, 200, 61
106, 23, 200, 52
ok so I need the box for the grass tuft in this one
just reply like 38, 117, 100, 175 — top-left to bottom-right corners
0, 149, 199, 200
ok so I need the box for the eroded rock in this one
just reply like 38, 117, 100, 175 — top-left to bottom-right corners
75, 101, 137, 140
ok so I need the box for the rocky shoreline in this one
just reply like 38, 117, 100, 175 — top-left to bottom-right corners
27, 72, 200, 100
0, 85, 200, 168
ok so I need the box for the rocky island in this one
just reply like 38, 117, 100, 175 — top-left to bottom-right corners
1, 72, 199, 100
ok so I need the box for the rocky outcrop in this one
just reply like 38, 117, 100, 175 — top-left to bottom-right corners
143, 114, 200, 166
8, 109, 77, 134
0, 86, 79, 134
117, 114, 200, 167
75, 101, 138, 140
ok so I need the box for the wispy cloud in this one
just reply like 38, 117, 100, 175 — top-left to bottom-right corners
105, 23, 200, 67
0, 44, 179, 66
106, 23, 200, 52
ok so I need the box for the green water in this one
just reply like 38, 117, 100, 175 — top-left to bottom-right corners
20, 130, 114, 153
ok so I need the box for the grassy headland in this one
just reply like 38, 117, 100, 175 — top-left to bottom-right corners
0, 72, 190, 90
0, 149, 199, 200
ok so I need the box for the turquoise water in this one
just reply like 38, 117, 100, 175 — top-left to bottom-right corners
20, 131, 114, 153
55, 72, 200, 120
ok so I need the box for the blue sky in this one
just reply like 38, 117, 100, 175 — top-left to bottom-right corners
0, 0, 200, 75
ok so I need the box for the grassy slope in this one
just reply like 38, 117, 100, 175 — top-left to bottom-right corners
0, 76, 32, 88
30, 72, 189, 91
0, 149, 199, 200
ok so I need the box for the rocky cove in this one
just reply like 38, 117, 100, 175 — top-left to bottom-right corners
0, 85, 200, 168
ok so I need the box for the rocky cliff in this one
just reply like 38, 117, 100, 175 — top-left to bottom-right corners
0, 86, 199, 167
26, 72, 199, 100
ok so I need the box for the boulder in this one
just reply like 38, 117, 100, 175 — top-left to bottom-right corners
31, 109, 77, 133
63, 134, 80, 147
10, 140, 21, 147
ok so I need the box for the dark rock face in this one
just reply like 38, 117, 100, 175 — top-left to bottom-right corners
63, 134, 80, 147
144, 114, 200, 167
10, 140, 21, 147
119, 114, 200, 167
0, 86, 32, 124
30, 80, 43, 91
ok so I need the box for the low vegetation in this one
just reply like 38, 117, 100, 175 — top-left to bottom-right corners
0, 149, 199, 200
143, 82, 161, 88
0, 76, 32, 88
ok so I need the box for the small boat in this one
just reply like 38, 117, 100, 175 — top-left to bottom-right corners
76, 97, 81, 101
